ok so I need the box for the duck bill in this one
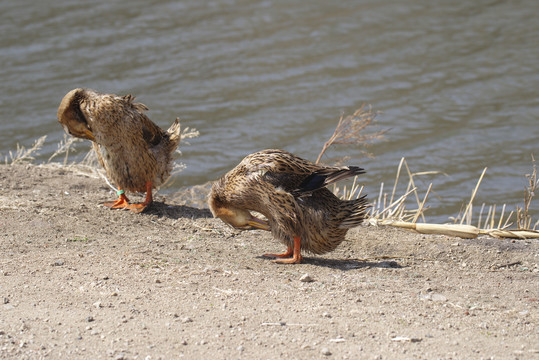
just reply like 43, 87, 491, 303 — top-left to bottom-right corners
84, 129, 96, 142
248, 216, 271, 231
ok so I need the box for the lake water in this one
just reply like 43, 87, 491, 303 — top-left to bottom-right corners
1, 0, 538, 224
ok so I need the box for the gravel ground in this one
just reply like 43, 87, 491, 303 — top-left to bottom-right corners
0, 163, 537, 359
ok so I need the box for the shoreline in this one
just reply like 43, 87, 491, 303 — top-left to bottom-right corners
1, 163, 537, 359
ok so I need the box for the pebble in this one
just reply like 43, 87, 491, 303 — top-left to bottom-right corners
300, 274, 314, 282
86, 316, 94, 322
431, 294, 447, 302
321, 347, 332, 356
181, 317, 193, 323
391, 336, 422, 343
420, 293, 447, 302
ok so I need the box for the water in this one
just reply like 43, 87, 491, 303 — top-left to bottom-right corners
1, 0, 538, 224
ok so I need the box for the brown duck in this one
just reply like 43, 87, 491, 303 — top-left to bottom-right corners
57, 88, 181, 213
209, 149, 368, 264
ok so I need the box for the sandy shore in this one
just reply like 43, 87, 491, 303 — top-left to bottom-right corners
0, 163, 537, 359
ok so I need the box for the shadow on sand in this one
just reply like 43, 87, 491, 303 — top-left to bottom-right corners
256, 256, 403, 271
142, 201, 213, 220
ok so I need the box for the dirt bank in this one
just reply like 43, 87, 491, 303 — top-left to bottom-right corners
0, 164, 537, 359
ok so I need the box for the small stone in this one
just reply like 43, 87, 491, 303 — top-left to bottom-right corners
431, 294, 447, 302
322, 312, 332, 318
391, 336, 422, 342
181, 317, 193, 323
237, 345, 244, 351
321, 347, 332, 356
299, 274, 314, 282
52, 260, 65, 266
115, 352, 126, 360
93, 301, 102, 308
86, 316, 94, 322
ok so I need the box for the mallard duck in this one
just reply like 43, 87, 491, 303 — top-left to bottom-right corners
57, 88, 181, 213
209, 149, 368, 264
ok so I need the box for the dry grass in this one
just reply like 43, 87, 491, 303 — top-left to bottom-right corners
4, 124, 200, 194
517, 154, 538, 230
364, 158, 445, 224
335, 157, 539, 239
2, 135, 47, 165
316, 110, 538, 239
315, 104, 386, 165
449, 155, 539, 235
48, 134, 83, 165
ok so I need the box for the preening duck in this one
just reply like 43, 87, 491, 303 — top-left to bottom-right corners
57, 88, 181, 213
209, 149, 368, 264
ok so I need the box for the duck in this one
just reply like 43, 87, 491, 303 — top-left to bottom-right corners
208, 149, 368, 264
57, 88, 181, 213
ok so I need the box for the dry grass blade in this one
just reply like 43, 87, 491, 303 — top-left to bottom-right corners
5, 135, 47, 165
389, 158, 405, 206
48, 134, 83, 165
412, 183, 432, 224
517, 154, 538, 230
316, 104, 386, 164
368, 187, 417, 221
459, 167, 488, 225
180, 126, 200, 145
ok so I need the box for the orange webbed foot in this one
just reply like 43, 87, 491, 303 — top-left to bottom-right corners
272, 255, 303, 264
103, 191, 130, 209
125, 203, 149, 213
124, 181, 153, 213
263, 246, 293, 259
264, 236, 303, 264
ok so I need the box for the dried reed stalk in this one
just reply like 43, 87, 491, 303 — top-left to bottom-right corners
315, 105, 386, 164
459, 167, 487, 225
369, 155, 539, 240
517, 154, 537, 229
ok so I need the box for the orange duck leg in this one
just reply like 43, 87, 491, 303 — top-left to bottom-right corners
264, 236, 303, 264
103, 189, 130, 209
125, 181, 153, 213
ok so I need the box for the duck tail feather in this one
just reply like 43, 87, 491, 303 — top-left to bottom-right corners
166, 117, 182, 145
339, 194, 369, 229
293, 166, 365, 195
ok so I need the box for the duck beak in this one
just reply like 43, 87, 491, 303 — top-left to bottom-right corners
84, 129, 96, 142
248, 215, 271, 231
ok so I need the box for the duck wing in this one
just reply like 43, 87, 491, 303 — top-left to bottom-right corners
292, 166, 365, 196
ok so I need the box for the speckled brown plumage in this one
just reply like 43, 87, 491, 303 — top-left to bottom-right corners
208, 149, 369, 264
57, 88, 181, 212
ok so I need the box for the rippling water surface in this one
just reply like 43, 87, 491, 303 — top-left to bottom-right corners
1, 0, 538, 223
